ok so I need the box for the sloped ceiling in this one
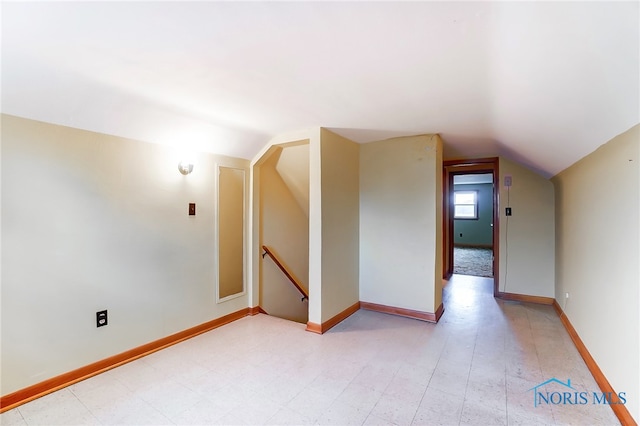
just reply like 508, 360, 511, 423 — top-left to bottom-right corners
275, 144, 310, 218
2, 1, 638, 177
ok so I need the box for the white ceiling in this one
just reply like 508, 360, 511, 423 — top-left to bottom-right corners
2, 1, 638, 177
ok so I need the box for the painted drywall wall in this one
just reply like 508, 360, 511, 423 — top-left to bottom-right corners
498, 157, 555, 297
453, 183, 493, 247
553, 124, 639, 422
1, 114, 249, 395
318, 129, 360, 322
360, 134, 443, 314
259, 146, 309, 323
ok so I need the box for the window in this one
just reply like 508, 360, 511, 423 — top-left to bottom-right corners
454, 191, 478, 219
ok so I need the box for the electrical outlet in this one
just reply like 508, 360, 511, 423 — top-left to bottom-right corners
506, 207, 512, 216
189, 203, 196, 216
504, 175, 512, 187
96, 310, 108, 327
565, 292, 570, 299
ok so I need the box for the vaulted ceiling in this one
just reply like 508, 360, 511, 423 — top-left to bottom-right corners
2, 2, 638, 177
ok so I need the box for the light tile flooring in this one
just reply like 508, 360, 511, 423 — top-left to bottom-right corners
1, 275, 621, 425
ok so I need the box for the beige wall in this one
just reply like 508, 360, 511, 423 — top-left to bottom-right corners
258, 146, 310, 323
498, 157, 555, 297
360, 134, 443, 314
552, 124, 639, 421
318, 129, 360, 322
1, 114, 249, 394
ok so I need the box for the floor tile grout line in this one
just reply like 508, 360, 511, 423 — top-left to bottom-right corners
67, 386, 103, 426
503, 323, 512, 426
457, 315, 482, 426
407, 359, 437, 426
13, 405, 28, 426
522, 303, 557, 426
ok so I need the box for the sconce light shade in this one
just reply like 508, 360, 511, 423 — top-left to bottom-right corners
178, 161, 194, 175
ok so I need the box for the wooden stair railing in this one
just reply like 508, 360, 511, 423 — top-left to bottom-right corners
261, 245, 309, 301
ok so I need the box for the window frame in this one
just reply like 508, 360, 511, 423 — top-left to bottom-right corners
453, 190, 478, 220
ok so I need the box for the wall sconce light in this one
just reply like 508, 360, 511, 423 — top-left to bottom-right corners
178, 160, 194, 175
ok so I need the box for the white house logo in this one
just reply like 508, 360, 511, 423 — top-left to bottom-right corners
528, 378, 626, 407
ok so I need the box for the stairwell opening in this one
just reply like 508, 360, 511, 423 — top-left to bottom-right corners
257, 141, 310, 323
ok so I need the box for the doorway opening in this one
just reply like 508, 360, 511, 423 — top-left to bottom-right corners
256, 141, 310, 324
443, 158, 499, 296
452, 173, 494, 277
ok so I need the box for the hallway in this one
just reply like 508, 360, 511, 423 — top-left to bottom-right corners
1, 275, 619, 425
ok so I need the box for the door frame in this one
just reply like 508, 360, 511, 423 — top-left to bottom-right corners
443, 157, 500, 297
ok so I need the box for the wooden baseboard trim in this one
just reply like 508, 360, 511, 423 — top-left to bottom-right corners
305, 321, 322, 334
323, 301, 361, 332
498, 292, 554, 305
361, 301, 443, 323
553, 300, 636, 426
0, 307, 252, 413
434, 302, 445, 322
248, 306, 268, 316
306, 301, 361, 334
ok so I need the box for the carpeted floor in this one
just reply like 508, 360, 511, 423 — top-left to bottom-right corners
453, 246, 493, 277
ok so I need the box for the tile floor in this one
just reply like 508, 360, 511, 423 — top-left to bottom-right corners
1, 275, 621, 425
